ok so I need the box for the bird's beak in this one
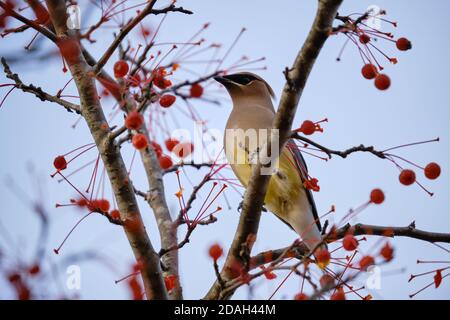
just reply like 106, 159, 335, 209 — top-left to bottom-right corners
214, 76, 233, 86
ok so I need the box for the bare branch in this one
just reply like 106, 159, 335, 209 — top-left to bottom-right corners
94, 1, 192, 74
163, 161, 213, 175
249, 222, 450, 271
292, 132, 386, 159
1, 58, 81, 113
0, 1, 56, 42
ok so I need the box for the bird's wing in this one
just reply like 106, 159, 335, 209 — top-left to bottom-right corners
286, 139, 321, 231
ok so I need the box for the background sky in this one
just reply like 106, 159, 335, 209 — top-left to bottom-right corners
0, 0, 449, 300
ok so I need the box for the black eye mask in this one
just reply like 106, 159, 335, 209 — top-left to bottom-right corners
224, 73, 258, 85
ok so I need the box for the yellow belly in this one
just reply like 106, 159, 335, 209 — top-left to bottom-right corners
229, 145, 303, 221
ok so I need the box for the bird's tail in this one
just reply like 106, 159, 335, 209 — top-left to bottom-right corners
286, 198, 326, 253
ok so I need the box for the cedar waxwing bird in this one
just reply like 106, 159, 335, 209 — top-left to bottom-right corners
215, 72, 323, 250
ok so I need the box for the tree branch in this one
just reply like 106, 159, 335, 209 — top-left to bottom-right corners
94, 1, 192, 74
1, 58, 80, 113
80, 16, 184, 299
204, 0, 343, 300
44, 0, 167, 300
291, 132, 386, 159
249, 222, 450, 271
0, 1, 56, 42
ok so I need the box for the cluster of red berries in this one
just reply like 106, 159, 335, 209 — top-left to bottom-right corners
70, 198, 121, 221
399, 162, 441, 186
359, 36, 411, 90
357, 242, 394, 271
334, 11, 412, 91
361, 63, 392, 90
361, 63, 391, 90
296, 272, 341, 300
130, 135, 195, 169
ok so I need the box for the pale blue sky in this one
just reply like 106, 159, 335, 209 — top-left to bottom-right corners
0, 0, 449, 299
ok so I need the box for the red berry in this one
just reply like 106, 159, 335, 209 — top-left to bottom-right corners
330, 287, 346, 300
158, 154, 173, 169
132, 134, 148, 150
319, 274, 335, 288
294, 293, 309, 300
342, 234, 359, 251
361, 64, 377, 80
53, 155, 67, 171
424, 162, 441, 180
380, 243, 394, 261
315, 248, 330, 269
159, 94, 176, 108
396, 37, 412, 51
172, 142, 194, 158
150, 141, 163, 157
190, 83, 204, 98
110, 209, 120, 219
299, 120, 316, 135
125, 111, 144, 130
165, 138, 180, 152
359, 34, 371, 44
359, 255, 375, 271
97, 199, 110, 212
370, 188, 385, 204
113, 60, 129, 78
208, 243, 223, 261
374, 74, 391, 90
399, 169, 416, 186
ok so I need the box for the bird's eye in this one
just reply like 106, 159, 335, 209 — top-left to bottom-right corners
241, 77, 251, 84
